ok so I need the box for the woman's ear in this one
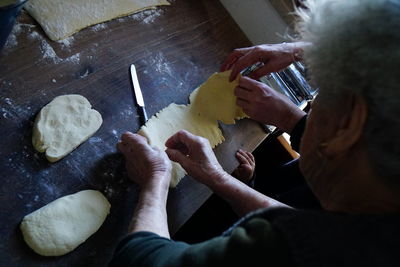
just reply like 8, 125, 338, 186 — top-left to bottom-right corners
324, 94, 368, 157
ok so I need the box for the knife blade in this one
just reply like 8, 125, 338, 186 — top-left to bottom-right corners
130, 64, 148, 125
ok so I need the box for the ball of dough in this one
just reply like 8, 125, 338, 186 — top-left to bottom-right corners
32, 94, 102, 162
20, 190, 111, 256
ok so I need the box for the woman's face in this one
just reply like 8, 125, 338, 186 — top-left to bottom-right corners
299, 95, 337, 197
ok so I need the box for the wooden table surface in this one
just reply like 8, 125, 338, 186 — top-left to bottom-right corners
0, 0, 267, 265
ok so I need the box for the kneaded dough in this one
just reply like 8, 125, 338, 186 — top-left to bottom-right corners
24, 0, 170, 41
138, 71, 246, 187
32, 94, 102, 162
20, 190, 111, 257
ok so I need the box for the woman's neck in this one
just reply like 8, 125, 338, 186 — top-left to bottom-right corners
318, 152, 400, 214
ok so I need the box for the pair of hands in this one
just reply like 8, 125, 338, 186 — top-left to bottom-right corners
119, 42, 306, 190
117, 130, 225, 189
118, 131, 255, 190
221, 42, 306, 133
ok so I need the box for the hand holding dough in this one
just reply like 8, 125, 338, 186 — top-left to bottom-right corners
138, 71, 246, 187
32, 94, 102, 162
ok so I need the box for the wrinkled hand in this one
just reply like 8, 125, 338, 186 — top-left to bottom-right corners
232, 149, 255, 183
117, 132, 172, 189
221, 42, 305, 82
235, 76, 306, 133
165, 130, 225, 186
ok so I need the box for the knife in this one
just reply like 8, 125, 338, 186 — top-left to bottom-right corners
130, 64, 148, 125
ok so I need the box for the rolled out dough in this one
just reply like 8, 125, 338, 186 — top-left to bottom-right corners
138, 71, 246, 187
24, 0, 170, 41
20, 190, 111, 256
32, 94, 102, 162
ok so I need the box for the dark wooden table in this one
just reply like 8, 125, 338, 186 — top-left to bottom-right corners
0, 0, 267, 265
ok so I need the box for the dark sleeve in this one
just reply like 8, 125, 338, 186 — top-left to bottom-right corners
289, 115, 307, 152
109, 216, 293, 267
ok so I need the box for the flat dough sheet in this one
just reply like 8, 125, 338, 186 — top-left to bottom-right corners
138, 71, 246, 188
24, 0, 170, 41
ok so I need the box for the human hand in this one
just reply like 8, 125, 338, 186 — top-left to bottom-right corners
117, 132, 172, 189
235, 76, 306, 133
165, 130, 226, 187
232, 149, 255, 184
221, 42, 306, 82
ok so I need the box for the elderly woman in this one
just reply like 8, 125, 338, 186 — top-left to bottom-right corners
110, 0, 400, 266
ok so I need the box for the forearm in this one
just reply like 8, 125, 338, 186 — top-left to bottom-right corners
208, 172, 289, 217
129, 182, 170, 239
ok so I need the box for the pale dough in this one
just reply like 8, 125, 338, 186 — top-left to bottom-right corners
20, 190, 111, 257
32, 94, 102, 162
24, 0, 170, 41
138, 71, 246, 187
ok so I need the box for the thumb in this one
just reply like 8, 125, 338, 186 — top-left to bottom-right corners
165, 148, 190, 167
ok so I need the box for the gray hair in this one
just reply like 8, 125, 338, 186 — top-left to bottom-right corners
296, 0, 400, 185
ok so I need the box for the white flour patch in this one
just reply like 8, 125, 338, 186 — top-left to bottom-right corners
52, 79, 57, 83
1, 96, 35, 121
80, 69, 90, 79
143, 52, 173, 76
65, 53, 81, 64
120, 107, 134, 117
29, 30, 81, 64
92, 23, 107, 32
40, 40, 59, 62
27, 30, 39, 40
129, 9, 163, 24
1, 108, 12, 119
89, 137, 102, 144
57, 36, 74, 48
3, 23, 36, 51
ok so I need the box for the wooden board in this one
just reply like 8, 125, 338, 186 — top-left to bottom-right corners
0, 0, 267, 265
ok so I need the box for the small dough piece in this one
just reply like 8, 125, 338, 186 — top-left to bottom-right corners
24, 0, 170, 41
20, 190, 111, 257
32, 94, 102, 162
138, 71, 246, 187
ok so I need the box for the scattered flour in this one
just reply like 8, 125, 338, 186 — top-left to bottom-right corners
39, 40, 58, 61
79, 69, 90, 79
119, 107, 134, 117
89, 137, 103, 144
92, 23, 107, 32
144, 52, 173, 76
57, 36, 74, 48
66, 53, 80, 64
4, 98, 12, 105
4, 23, 36, 51
1, 96, 34, 121
52, 79, 57, 83
129, 9, 163, 24
29, 31, 81, 64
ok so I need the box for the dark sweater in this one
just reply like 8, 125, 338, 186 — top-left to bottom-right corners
110, 207, 400, 266
110, 116, 400, 266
